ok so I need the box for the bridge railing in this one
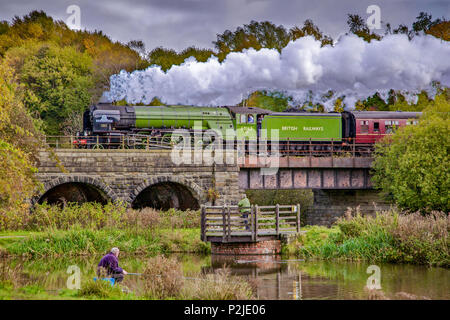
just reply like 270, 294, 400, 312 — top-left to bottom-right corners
44, 135, 173, 150
44, 135, 375, 157
201, 204, 301, 243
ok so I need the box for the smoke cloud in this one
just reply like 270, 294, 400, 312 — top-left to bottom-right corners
104, 34, 450, 109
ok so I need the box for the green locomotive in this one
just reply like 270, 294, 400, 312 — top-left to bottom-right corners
78, 103, 355, 149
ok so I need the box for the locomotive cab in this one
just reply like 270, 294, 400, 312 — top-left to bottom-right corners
224, 106, 272, 141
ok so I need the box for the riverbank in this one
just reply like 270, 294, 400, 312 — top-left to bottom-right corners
284, 209, 449, 268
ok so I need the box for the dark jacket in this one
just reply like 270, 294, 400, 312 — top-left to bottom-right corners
97, 252, 123, 275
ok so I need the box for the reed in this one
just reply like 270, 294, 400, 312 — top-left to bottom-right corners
289, 208, 449, 267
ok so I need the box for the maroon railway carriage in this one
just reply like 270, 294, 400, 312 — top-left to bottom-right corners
352, 111, 421, 144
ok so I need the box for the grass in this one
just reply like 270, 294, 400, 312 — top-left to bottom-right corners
285, 208, 449, 267
3, 228, 209, 257
0, 203, 208, 257
0, 202, 200, 232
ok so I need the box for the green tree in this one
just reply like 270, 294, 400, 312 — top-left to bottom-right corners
372, 95, 450, 212
147, 46, 215, 72
214, 20, 291, 60
5, 42, 94, 134
239, 90, 292, 112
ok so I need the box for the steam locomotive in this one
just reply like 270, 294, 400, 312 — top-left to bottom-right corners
74, 103, 421, 152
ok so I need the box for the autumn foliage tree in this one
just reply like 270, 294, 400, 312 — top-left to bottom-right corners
0, 62, 41, 208
0, 11, 148, 134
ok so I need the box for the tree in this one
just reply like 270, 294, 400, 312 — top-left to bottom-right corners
289, 19, 333, 46
372, 95, 450, 212
426, 21, 450, 41
147, 46, 215, 72
347, 14, 382, 42
0, 62, 41, 208
239, 90, 292, 112
214, 20, 291, 60
4, 42, 95, 134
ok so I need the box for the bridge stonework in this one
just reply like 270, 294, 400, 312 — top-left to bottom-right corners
36, 150, 392, 226
36, 150, 244, 207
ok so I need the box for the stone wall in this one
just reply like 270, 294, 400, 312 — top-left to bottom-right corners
305, 189, 394, 226
36, 150, 245, 207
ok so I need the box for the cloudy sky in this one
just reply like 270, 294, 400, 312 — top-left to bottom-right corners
0, 0, 448, 51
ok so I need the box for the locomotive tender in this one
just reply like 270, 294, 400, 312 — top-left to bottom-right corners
76, 103, 421, 151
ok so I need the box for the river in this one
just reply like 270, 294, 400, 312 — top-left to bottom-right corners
1, 254, 449, 300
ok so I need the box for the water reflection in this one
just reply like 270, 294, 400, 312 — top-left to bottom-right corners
1, 254, 449, 300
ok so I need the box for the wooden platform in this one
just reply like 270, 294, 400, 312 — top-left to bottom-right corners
201, 204, 301, 243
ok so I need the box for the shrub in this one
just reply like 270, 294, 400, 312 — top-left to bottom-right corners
78, 278, 124, 299
141, 255, 184, 299
293, 209, 449, 267
181, 267, 255, 300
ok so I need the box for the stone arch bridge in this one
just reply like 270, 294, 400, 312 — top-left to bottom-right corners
35, 150, 391, 225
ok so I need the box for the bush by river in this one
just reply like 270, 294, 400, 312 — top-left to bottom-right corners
285, 208, 449, 267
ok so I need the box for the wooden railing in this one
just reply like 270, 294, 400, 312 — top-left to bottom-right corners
201, 204, 301, 243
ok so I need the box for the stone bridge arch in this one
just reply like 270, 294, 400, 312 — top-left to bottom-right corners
34, 176, 119, 206
130, 176, 205, 210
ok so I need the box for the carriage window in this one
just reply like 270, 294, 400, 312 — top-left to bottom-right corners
240, 114, 247, 123
373, 122, 380, 133
247, 114, 254, 124
385, 121, 393, 133
360, 120, 369, 133
385, 120, 399, 133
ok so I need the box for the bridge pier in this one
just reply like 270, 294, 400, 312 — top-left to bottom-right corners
305, 189, 393, 226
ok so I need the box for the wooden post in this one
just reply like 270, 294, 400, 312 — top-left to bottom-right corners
275, 204, 280, 236
227, 206, 231, 242
222, 206, 226, 242
296, 204, 301, 233
254, 205, 259, 242
146, 136, 150, 150
251, 205, 255, 241
70, 135, 73, 149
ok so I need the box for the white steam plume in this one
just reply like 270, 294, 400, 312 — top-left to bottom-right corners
103, 34, 450, 109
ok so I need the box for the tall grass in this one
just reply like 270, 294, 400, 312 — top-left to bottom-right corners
140, 255, 255, 300
181, 267, 255, 300
5, 228, 207, 257
0, 202, 200, 232
290, 208, 449, 267
141, 255, 184, 299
